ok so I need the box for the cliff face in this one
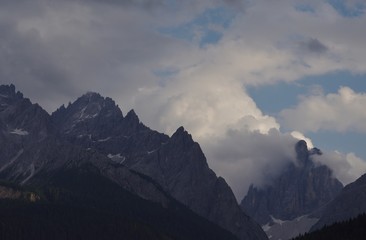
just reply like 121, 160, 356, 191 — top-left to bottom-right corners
240, 140, 343, 239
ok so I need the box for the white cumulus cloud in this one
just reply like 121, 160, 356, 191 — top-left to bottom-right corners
280, 87, 366, 133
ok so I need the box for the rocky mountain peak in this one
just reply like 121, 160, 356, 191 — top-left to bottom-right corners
0, 84, 50, 138
121, 109, 148, 134
0, 84, 22, 97
73, 92, 105, 111
79, 91, 105, 102
309, 147, 322, 156
172, 126, 192, 140
70, 92, 120, 113
295, 140, 322, 168
125, 109, 139, 123
0, 84, 16, 96
52, 92, 122, 125
169, 126, 197, 151
295, 140, 309, 164
0, 84, 25, 105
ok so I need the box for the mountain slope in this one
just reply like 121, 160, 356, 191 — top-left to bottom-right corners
311, 173, 366, 231
0, 84, 55, 184
293, 213, 366, 240
0, 170, 239, 240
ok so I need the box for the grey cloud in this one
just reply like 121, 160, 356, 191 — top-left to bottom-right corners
0, 0, 188, 112
0, 20, 78, 111
279, 87, 366, 133
202, 128, 298, 200
313, 151, 366, 186
66, 0, 165, 9
299, 38, 328, 54
221, 0, 253, 12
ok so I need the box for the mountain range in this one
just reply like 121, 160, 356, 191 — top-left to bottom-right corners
2, 83, 366, 240
0, 84, 267, 240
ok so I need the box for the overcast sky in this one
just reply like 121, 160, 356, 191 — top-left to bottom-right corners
1, 0, 366, 200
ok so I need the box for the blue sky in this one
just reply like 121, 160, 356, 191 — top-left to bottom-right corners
327, 0, 366, 17
158, 6, 235, 46
155, 1, 366, 163
248, 71, 366, 159
248, 71, 366, 115
1, 0, 366, 199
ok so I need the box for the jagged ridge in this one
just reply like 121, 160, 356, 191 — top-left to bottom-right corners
0, 84, 267, 240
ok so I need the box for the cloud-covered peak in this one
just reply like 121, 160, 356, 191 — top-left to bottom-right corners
291, 131, 314, 149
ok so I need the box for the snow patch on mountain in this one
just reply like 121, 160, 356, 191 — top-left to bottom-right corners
98, 137, 111, 142
147, 149, 158, 154
10, 129, 29, 136
21, 163, 36, 185
263, 215, 319, 240
78, 106, 100, 120
0, 149, 24, 172
108, 153, 126, 164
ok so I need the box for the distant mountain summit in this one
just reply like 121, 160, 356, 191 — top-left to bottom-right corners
0, 84, 267, 240
241, 140, 343, 240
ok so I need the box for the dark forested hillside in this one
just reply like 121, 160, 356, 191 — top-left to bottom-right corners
292, 213, 366, 240
0, 167, 239, 240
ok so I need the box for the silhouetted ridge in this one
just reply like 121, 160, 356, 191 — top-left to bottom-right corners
170, 126, 196, 149
0, 84, 25, 100
125, 109, 139, 121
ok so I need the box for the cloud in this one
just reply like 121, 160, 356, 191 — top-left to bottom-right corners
313, 151, 366, 185
291, 131, 314, 149
280, 86, 366, 133
0, 20, 78, 110
134, 77, 280, 140
2, 0, 366, 113
298, 38, 329, 54
202, 128, 298, 200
